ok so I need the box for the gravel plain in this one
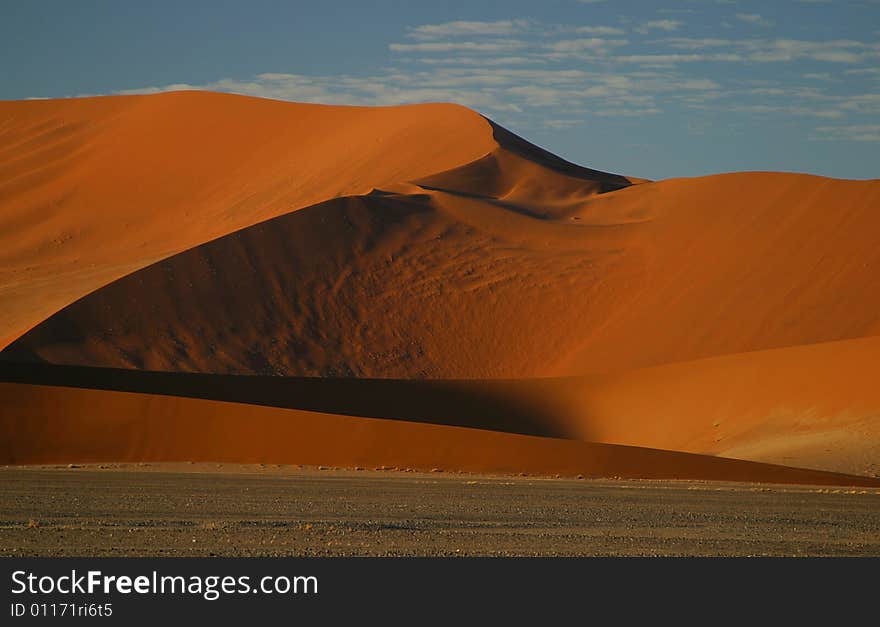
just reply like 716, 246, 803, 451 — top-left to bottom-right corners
2, 464, 879, 557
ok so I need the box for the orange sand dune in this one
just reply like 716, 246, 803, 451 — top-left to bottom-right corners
2, 90, 626, 347
2, 382, 877, 487
1, 191, 642, 376
554, 172, 880, 374
555, 336, 880, 476
5, 168, 879, 379
412, 122, 636, 220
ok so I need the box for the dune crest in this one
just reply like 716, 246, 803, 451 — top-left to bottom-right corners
0, 90, 520, 346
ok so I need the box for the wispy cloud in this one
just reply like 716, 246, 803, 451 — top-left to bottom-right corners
802, 72, 837, 80
544, 37, 628, 53
389, 40, 526, 53
112, 65, 724, 123
542, 118, 584, 129
573, 25, 626, 35
810, 124, 880, 141
728, 104, 845, 118
417, 56, 547, 66
658, 37, 880, 63
613, 53, 743, 64
845, 67, 880, 75
838, 93, 880, 113
407, 20, 530, 39
735, 13, 775, 28
594, 107, 661, 116
636, 20, 682, 34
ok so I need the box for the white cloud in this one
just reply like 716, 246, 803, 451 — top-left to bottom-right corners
594, 108, 661, 116
407, 20, 529, 39
747, 40, 875, 63
389, 40, 526, 53
613, 53, 743, 64
545, 37, 628, 53
117, 73, 518, 113
652, 37, 880, 64
802, 73, 836, 81
735, 13, 775, 27
507, 85, 569, 106
116, 82, 199, 95
573, 26, 626, 35
811, 124, 880, 141
109, 65, 735, 123
417, 56, 547, 66
845, 67, 880, 75
712, 103, 845, 118
543, 119, 584, 129
839, 93, 880, 113
635, 20, 682, 34
660, 38, 732, 49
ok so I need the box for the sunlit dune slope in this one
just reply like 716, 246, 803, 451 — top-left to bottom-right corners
5, 168, 879, 379
2, 382, 877, 487
553, 171, 880, 374
4, 90, 623, 346
545, 336, 880, 476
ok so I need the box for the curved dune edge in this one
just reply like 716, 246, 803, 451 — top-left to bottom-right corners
0, 91, 497, 346
1, 383, 878, 487
5, 168, 879, 379
0, 189, 646, 377
4, 90, 633, 348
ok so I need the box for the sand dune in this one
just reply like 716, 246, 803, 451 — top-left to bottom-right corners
1, 190, 644, 377
552, 336, 880, 476
3, 348, 878, 477
3, 90, 604, 347
2, 90, 879, 484
5, 168, 879, 380
553, 171, 880, 374
2, 382, 877, 486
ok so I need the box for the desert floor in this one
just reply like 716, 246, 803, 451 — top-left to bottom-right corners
3, 464, 878, 557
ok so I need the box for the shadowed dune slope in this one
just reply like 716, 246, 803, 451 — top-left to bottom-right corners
3, 340, 878, 477
0, 362, 577, 439
3, 90, 631, 347
2, 382, 878, 487
1, 190, 646, 377
4, 169, 880, 379
0, 91, 496, 345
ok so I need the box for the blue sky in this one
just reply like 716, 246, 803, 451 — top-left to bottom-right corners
2, 0, 879, 180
